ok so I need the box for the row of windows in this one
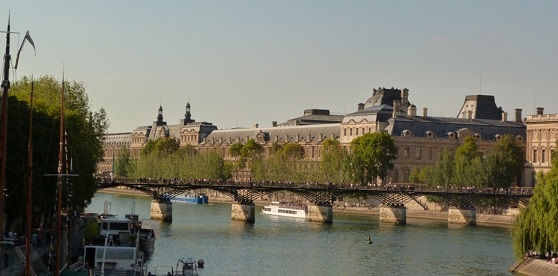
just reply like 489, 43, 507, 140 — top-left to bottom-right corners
278, 209, 299, 214
402, 147, 436, 160
533, 148, 553, 163
343, 127, 373, 136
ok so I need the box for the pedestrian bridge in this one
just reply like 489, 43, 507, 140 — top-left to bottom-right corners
97, 178, 532, 225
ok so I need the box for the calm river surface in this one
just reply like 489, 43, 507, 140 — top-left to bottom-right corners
87, 192, 515, 276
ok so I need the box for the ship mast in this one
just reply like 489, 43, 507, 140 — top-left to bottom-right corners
56, 74, 65, 275
25, 78, 34, 276
0, 14, 11, 247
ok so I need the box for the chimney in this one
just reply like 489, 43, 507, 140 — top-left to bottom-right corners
357, 103, 365, 110
422, 107, 428, 118
515, 109, 522, 122
254, 123, 259, 128
467, 110, 473, 120
393, 100, 401, 118
272, 121, 277, 127
501, 112, 508, 122
407, 105, 416, 116
536, 107, 544, 115
401, 88, 409, 108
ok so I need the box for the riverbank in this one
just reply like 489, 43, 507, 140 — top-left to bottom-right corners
510, 257, 558, 276
97, 187, 515, 227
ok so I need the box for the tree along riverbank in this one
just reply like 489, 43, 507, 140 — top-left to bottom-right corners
97, 187, 516, 227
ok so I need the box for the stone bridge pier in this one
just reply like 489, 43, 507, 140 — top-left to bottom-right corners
150, 199, 173, 222
307, 203, 333, 223
448, 206, 476, 225
231, 200, 255, 223
379, 204, 407, 225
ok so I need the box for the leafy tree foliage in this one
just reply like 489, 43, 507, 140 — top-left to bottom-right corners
450, 136, 483, 186
513, 152, 558, 259
251, 142, 310, 183
228, 142, 243, 158
240, 139, 264, 161
130, 148, 229, 180
426, 149, 454, 187
424, 135, 524, 188
320, 138, 350, 184
455, 136, 482, 160
280, 142, 305, 160
349, 132, 397, 185
7, 75, 108, 230
491, 134, 525, 186
141, 137, 180, 157
114, 146, 133, 177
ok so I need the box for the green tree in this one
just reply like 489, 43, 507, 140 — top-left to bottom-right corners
114, 146, 133, 177
491, 134, 525, 187
228, 142, 245, 168
229, 142, 243, 158
241, 139, 263, 159
280, 142, 305, 160
8, 75, 108, 230
426, 149, 454, 187
269, 141, 283, 155
512, 151, 558, 259
320, 138, 349, 183
349, 132, 397, 185
142, 137, 180, 157
455, 136, 482, 160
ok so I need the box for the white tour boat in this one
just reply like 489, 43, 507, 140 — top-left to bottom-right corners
262, 201, 307, 219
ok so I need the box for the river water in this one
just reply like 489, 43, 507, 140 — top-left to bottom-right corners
86, 192, 515, 276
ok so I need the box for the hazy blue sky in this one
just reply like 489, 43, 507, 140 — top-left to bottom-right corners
1, 1, 557, 133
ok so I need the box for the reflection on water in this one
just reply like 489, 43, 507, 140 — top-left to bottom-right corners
87, 193, 515, 276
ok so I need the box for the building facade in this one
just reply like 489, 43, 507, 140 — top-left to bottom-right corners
524, 107, 558, 186
99, 88, 529, 185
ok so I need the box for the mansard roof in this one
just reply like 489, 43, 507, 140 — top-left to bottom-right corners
363, 87, 402, 109
385, 114, 526, 139
457, 95, 504, 120
204, 124, 340, 144
103, 132, 132, 146
278, 109, 344, 126
343, 104, 394, 123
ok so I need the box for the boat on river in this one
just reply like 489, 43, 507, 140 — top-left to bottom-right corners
262, 201, 307, 219
83, 215, 154, 275
171, 194, 208, 204
148, 257, 202, 276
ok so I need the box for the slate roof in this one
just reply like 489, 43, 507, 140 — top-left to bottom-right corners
363, 88, 402, 109
343, 104, 394, 123
204, 124, 340, 144
279, 114, 345, 126
458, 95, 504, 120
385, 115, 526, 139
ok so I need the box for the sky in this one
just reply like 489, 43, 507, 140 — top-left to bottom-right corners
1, 1, 557, 133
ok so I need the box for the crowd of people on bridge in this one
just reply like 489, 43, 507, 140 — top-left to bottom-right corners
96, 176, 532, 196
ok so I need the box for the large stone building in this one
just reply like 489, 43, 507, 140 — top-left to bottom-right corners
524, 107, 558, 186
99, 87, 528, 185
